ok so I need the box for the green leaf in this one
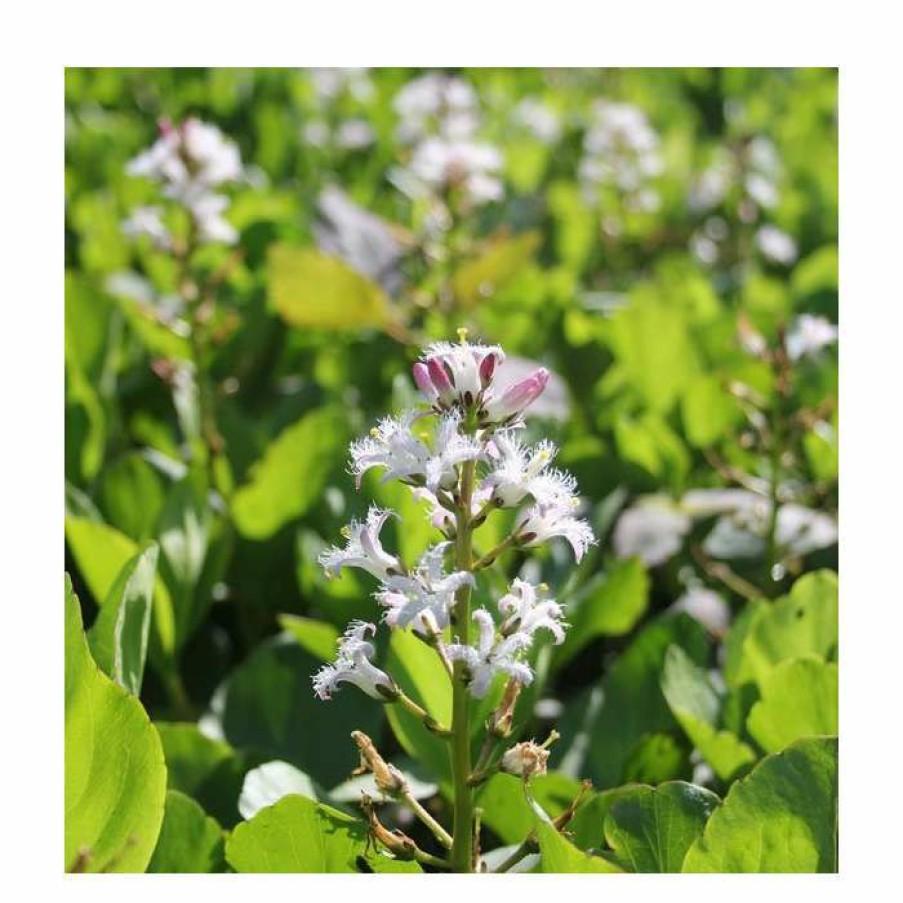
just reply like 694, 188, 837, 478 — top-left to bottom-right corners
279, 614, 340, 662
476, 773, 583, 846
622, 733, 692, 785
681, 375, 740, 448
225, 795, 420, 873
87, 542, 158, 695
683, 737, 838, 872
606, 288, 699, 413
268, 245, 391, 330
661, 645, 758, 781
384, 627, 453, 785
65, 575, 166, 872
65, 515, 176, 663
556, 557, 649, 666
746, 657, 838, 753
451, 230, 541, 307
603, 782, 720, 872
147, 791, 226, 873
532, 798, 622, 873
732, 570, 838, 689
155, 723, 259, 830
99, 451, 167, 541
212, 634, 383, 788
548, 181, 595, 270
231, 407, 347, 540
557, 613, 709, 788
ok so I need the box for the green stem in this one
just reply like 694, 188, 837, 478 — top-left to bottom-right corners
450, 456, 477, 872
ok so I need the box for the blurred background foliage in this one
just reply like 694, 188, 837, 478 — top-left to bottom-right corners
64, 68, 837, 860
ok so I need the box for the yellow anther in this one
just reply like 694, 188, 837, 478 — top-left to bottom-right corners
370, 427, 380, 438
456, 326, 469, 343
538, 582, 549, 593
340, 525, 352, 538
538, 450, 551, 461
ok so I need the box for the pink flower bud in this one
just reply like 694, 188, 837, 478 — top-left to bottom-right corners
484, 367, 549, 422
426, 357, 455, 402
479, 351, 498, 387
412, 362, 437, 400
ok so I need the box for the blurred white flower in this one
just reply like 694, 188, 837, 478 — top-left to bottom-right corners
613, 498, 692, 566
309, 67, 374, 104
785, 314, 838, 361
301, 119, 331, 148
670, 586, 732, 637
578, 100, 661, 210
513, 97, 561, 144
189, 193, 238, 245
125, 118, 242, 246
121, 205, 171, 249
335, 118, 375, 150
394, 73, 479, 144
756, 225, 798, 265
404, 136, 504, 207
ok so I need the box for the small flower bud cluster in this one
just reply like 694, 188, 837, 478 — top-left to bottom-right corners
123, 117, 243, 248
313, 333, 595, 706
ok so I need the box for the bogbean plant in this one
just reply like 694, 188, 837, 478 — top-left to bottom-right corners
312, 331, 593, 872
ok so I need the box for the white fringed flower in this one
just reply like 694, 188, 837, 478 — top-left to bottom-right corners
514, 501, 596, 563
446, 609, 534, 698
312, 621, 396, 701
318, 507, 402, 581
483, 433, 576, 509
376, 544, 474, 635
497, 578, 567, 644
349, 410, 481, 492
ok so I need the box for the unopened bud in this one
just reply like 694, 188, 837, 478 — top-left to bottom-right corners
487, 678, 522, 738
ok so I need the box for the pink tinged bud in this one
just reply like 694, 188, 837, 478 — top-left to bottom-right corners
158, 117, 175, 138
487, 367, 549, 421
412, 362, 437, 401
426, 357, 455, 402
479, 352, 498, 387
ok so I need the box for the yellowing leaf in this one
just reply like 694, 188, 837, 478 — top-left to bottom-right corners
268, 245, 391, 330
451, 231, 541, 307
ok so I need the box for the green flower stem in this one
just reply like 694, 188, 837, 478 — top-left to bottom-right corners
450, 456, 477, 872
401, 791, 454, 850
394, 690, 452, 737
473, 534, 517, 571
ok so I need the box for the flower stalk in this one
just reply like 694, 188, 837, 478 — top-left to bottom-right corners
312, 334, 596, 871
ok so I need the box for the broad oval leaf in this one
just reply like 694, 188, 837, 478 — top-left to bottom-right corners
147, 791, 226, 873
209, 634, 383, 789
746, 657, 838, 754
603, 781, 720, 873
65, 575, 166, 872
661, 645, 758, 782
683, 736, 838, 873
231, 407, 347, 540
225, 794, 420, 873
268, 244, 392, 330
